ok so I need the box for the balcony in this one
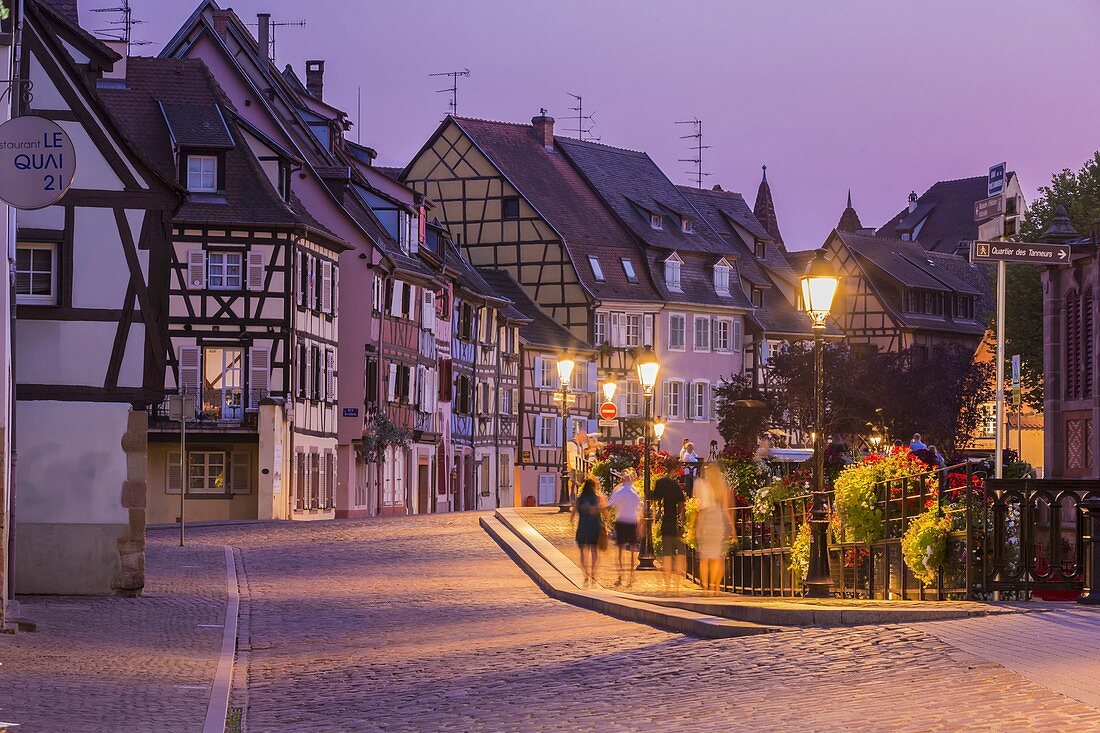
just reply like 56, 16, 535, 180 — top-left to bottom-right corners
149, 388, 269, 431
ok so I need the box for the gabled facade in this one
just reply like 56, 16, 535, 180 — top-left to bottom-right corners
14, 1, 180, 594
100, 56, 347, 524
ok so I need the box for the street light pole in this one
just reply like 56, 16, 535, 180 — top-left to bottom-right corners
634, 346, 660, 571
800, 249, 839, 599
556, 357, 575, 513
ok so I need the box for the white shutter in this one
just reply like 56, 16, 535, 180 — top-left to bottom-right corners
332, 267, 339, 316
249, 347, 270, 409
534, 356, 545, 390
230, 451, 251, 494
187, 249, 206, 289
305, 346, 313, 400
308, 256, 317, 310
421, 290, 435, 330
407, 365, 416, 402
643, 313, 654, 347
733, 320, 743, 352
609, 312, 622, 347
166, 451, 182, 494
321, 260, 333, 313
319, 451, 327, 508
586, 362, 597, 393
387, 363, 397, 402
390, 281, 403, 317
587, 418, 599, 434
326, 349, 336, 402
178, 345, 200, 400
295, 251, 304, 306
407, 285, 417, 320
247, 251, 264, 291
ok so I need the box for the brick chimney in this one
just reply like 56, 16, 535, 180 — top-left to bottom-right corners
256, 13, 270, 61
212, 10, 231, 40
101, 39, 127, 80
907, 190, 918, 213
531, 110, 554, 151
305, 60, 325, 100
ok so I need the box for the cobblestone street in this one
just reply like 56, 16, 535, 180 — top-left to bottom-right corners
6, 513, 1100, 732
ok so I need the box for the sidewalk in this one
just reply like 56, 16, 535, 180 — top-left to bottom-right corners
0, 536, 227, 731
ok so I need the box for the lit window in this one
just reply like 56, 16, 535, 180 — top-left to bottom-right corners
15, 243, 57, 305
503, 196, 520, 220
668, 314, 685, 350
714, 264, 730, 296
588, 255, 605, 282
621, 259, 638, 283
208, 251, 243, 290
188, 451, 227, 494
650, 214, 663, 230
665, 257, 682, 292
681, 218, 693, 234
694, 316, 710, 352
186, 154, 218, 192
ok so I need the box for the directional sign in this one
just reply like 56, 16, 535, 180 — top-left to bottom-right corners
988, 162, 1006, 197
971, 241, 1070, 266
974, 195, 1004, 222
551, 393, 577, 404
598, 401, 618, 420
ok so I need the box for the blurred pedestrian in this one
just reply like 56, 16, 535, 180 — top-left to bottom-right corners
606, 468, 642, 587
653, 475, 686, 595
571, 477, 606, 588
694, 473, 733, 596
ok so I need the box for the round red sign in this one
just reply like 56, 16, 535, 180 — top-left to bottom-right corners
599, 401, 618, 420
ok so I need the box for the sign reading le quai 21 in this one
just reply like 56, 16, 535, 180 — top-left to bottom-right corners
0, 116, 76, 210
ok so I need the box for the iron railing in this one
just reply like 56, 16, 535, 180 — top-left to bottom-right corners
150, 389, 269, 425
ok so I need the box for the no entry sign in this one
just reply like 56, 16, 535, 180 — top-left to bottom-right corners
598, 401, 618, 420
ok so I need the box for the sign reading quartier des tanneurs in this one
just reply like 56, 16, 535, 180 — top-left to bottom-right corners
971, 240, 1070, 265
0, 115, 76, 210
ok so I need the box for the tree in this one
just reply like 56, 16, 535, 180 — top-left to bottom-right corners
1009, 151, 1100, 410
714, 373, 774, 448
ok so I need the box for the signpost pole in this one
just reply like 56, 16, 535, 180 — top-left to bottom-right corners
994, 260, 1006, 479
180, 408, 186, 547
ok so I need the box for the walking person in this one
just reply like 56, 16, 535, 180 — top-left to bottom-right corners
606, 468, 642, 587
571, 477, 606, 588
694, 472, 733, 596
653, 475, 686, 595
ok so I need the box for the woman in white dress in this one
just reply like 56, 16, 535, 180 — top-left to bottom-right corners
694, 471, 732, 595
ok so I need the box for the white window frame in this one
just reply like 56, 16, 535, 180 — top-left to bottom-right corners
624, 380, 641, 417
667, 313, 686, 351
15, 242, 58, 305
536, 357, 555, 390
186, 154, 218, 192
650, 213, 663, 230
188, 450, 227, 494
665, 257, 682, 292
693, 315, 711, 352
621, 258, 638, 283
665, 379, 684, 421
535, 414, 559, 447
594, 311, 608, 345
714, 264, 731, 296
690, 380, 710, 421
625, 314, 642, 347
588, 255, 605, 282
715, 319, 730, 352
207, 251, 243, 291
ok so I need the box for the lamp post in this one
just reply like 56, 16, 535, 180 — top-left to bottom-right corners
556, 356, 575, 512
635, 346, 661, 570
653, 419, 666, 452
800, 249, 839, 598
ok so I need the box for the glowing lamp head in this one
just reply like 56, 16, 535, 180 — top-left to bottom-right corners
602, 381, 617, 402
653, 420, 666, 440
800, 249, 839, 328
635, 346, 660, 392
556, 357, 575, 386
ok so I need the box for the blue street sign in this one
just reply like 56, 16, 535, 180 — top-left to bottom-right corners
988, 162, 1006, 197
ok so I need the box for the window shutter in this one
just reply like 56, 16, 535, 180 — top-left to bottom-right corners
643, 313, 654, 347
295, 251, 304, 306
326, 452, 336, 509
326, 349, 336, 402
587, 418, 599, 434
587, 362, 597, 393
166, 451, 182, 494
249, 347, 270, 409
421, 290, 435, 330
247, 251, 265, 291
387, 363, 397, 402
609, 312, 621, 347
308, 256, 317, 310
733, 321, 743, 352
321, 260, 333, 313
319, 452, 327, 508
187, 249, 206, 289
390, 281, 403, 317
230, 451, 251, 494
534, 356, 545, 389
332, 267, 339, 316
178, 345, 200, 399
305, 346, 313, 400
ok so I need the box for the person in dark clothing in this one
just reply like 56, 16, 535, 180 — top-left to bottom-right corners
653, 476, 686, 595
572, 477, 605, 587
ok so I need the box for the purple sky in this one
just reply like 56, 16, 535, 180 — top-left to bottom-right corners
88, 0, 1100, 249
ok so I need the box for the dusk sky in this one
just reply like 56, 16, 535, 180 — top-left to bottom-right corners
87, 0, 1100, 249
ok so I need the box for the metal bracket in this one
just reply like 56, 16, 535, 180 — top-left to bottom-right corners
0, 77, 32, 105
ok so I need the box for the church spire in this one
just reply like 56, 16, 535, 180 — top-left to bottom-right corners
753, 164, 785, 250
837, 189, 863, 233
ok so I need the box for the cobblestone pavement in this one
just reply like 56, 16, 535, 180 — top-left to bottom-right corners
178, 513, 1100, 733
0, 537, 226, 732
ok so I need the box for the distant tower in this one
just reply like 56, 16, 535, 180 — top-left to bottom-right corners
837, 189, 864, 233
753, 165, 785, 251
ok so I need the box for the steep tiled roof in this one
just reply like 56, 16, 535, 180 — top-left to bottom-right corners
837, 191, 863, 233
450, 117, 658, 303
877, 176, 991, 255
159, 102, 234, 149
752, 166, 785, 249
477, 269, 590, 351
38, 0, 79, 26
99, 57, 331, 235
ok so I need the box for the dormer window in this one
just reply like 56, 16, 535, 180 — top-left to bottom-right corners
278, 162, 292, 203
713, 261, 731, 296
186, 154, 218, 192
681, 217, 694, 234
650, 214, 664, 230
754, 240, 766, 258
588, 255, 605, 282
664, 253, 682, 292
621, 258, 638, 283
750, 286, 763, 308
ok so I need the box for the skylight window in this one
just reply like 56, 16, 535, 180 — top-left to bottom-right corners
588, 255, 605, 282
681, 218, 693, 234
621, 258, 638, 283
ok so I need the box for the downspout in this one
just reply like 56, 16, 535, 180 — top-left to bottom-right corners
6, 0, 24, 606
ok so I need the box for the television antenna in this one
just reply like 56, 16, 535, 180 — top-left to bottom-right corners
676, 117, 711, 188
245, 17, 306, 62
430, 68, 470, 117
90, 0, 150, 55
566, 92, 599, 142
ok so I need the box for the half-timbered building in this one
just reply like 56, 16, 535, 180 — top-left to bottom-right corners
13, 0, 180, 593
0, 0, 16, 625
478, 270, 596, 507
100, 55, 347, 524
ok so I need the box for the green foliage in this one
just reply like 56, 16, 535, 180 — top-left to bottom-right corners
789, 522, 811, 582
717, 454, 770, 501
0, 2, 8, 21
359, 411, 411, 463
833, 451, 931, 543
901, 507, 953, 586
750, 472, 810, 521
682, 497, 700, 550
714, 374, 774, 447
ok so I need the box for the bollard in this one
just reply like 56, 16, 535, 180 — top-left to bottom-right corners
1078, 497, 1100, 605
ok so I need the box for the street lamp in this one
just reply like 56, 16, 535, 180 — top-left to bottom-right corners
635, 346, 660, 570
556, 356, 575, 512
653, 419, 666, 451
800, 249, 839, 598
602, 381, 617, 403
